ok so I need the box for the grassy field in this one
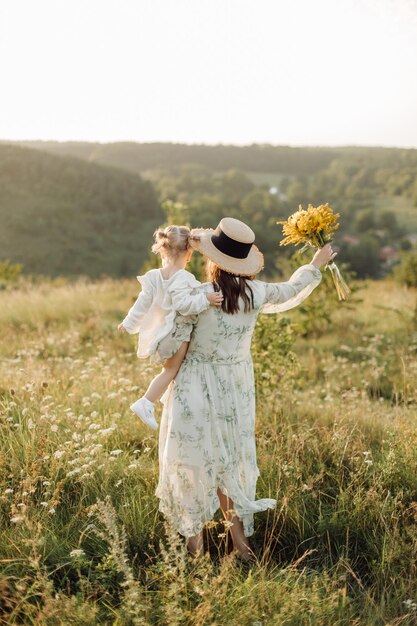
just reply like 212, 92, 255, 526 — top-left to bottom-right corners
0, 276, 416, 625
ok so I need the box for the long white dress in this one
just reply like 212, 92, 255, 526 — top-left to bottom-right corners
155, 263, 322, 538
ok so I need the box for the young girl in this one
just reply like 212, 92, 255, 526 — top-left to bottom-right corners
118, 225, 223, 430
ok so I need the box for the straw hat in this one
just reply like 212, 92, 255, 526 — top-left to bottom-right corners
189, 217, 264, 276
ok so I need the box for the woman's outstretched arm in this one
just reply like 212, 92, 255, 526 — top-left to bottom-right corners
261, 243, 337, 313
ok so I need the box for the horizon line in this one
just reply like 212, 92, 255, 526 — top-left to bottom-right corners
1, 138, 417, 151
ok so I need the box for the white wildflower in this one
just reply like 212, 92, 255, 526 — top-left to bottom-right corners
67, 468, 81, 477
403, 599, 417, 611
70, 548, 86, 559
98, 427, 116, 437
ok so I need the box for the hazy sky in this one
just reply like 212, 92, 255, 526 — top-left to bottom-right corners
1, 0, 417, 147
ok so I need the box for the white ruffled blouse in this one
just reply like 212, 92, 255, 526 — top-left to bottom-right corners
121, 268, 211, 358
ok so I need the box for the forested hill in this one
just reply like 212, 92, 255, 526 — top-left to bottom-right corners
0, 143, 163, 277
16, 141, 338, 175
2, 140, 417, 280
14, 141, 417, 179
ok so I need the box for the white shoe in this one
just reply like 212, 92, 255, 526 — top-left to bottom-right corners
130, 397, 158, 430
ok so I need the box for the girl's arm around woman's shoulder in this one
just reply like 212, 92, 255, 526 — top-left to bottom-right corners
119, 270, 156, 333
257, 263, 322, 314
167, 270, 218, 316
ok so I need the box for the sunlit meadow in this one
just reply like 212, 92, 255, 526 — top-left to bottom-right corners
0, 275, 416, 625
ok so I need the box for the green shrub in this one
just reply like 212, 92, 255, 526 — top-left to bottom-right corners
394, 250, 417, 287
0, 259, 23, 289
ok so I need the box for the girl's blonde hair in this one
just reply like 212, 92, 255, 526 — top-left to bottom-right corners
152, 225, 191, 259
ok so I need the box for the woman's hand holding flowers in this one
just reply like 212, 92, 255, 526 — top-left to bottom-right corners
277, 203, 350, 301
312, 243, 338, 269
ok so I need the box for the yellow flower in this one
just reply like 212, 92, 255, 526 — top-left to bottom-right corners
277, 203, 340, 247
276, 202, 350, 301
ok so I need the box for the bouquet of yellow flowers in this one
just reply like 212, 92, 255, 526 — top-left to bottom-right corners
277, 203, 350, 301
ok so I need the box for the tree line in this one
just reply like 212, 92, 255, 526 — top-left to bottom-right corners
1, 141, 417, 281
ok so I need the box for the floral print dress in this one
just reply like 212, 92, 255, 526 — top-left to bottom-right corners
155, 263, 322, 538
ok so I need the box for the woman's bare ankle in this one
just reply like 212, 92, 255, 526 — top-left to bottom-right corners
231, 537, 254, 559
186, 534, 204, 557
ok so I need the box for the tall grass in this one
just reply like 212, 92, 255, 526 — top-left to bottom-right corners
0, 277, 416, 625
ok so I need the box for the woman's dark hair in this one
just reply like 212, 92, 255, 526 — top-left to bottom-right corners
207, 260, 255, 314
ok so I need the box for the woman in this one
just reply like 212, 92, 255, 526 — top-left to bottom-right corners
155, 217, 336, 560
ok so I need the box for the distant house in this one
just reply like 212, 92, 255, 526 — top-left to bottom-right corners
341, 235, 360, 245
269, 186, 287, 201
378, 246, 400, 264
